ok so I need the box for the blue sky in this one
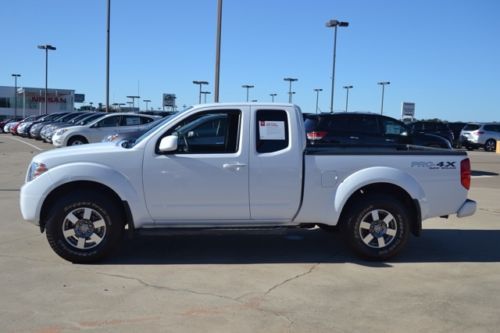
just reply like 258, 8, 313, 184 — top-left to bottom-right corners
1, 0, 499, 121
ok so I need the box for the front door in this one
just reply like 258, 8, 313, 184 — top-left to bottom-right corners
143, 109, 250, 222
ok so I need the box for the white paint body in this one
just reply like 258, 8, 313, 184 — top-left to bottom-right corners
20, 103, 475, 229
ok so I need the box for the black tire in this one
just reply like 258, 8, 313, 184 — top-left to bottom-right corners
45, 191, 124, 263
341, 194, 410, 260
484, 139, 496, 152
67, 136, 88, 146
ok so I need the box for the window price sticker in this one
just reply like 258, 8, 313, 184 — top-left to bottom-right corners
259, 121, 285, 140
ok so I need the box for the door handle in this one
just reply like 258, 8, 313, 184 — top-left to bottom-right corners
223, 163, 247, 171
349, 136, 359, 140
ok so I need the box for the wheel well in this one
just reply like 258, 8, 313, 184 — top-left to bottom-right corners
68, 135, 88, 144
339, 183, 421, 236
39, 181, 130, 232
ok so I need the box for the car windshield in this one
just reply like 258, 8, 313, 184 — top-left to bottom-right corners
76, 113, 105, 125
463, 124, 480, 131
130, 107, 191, 147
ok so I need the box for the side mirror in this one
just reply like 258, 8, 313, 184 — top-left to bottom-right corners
159, 135, 178, 152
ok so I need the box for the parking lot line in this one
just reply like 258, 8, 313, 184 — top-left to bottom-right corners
3, 136, 44, 151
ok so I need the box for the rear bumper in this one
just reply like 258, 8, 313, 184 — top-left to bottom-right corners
456, 199, 477, 218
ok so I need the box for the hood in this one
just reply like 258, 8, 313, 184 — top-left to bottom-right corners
32, 142, 123, 167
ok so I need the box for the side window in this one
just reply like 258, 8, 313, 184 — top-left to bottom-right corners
348, 115, 379, 134
140, 116, 154, 124
256, 110, 289, 153
122, 115, 141, 126
162, 110, 240, 154
381, 118, 406, 135
97, 115, 121, 127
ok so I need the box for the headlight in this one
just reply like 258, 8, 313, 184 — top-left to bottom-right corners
56, 128, 68, 136
27, 162, 48, 182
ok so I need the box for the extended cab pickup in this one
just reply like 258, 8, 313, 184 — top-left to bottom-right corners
20, 103, 476, 263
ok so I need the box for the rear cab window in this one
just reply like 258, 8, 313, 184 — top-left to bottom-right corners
256, 110, 289, 153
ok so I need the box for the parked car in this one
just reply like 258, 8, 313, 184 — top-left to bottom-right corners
103, 118, 166, 144
407, 121, 454, 145
10, 116, 42, 135
20, 103, 476, 263
447, 122, 467, 148
40, 112, 93, 143
460, 123, 500, 152
44, 112, 107, 142
304, 113, 452, 149
0, 119, 16, 133
18, 113, 69, 138
29, 113, 72, 140
52, 112, 158, 147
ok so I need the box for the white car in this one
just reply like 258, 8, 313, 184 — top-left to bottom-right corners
52, 112, 158, 147
460, 123, 500, 152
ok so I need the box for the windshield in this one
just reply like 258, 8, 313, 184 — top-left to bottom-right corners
76, 113, 105, 125
130, 107, 191, 147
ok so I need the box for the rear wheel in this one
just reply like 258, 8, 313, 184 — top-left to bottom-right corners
341, 194, 410, 260
45, 191, 124, 263
484, 139, 496, 152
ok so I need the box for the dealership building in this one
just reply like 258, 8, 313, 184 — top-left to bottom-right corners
0, 86, 76, 119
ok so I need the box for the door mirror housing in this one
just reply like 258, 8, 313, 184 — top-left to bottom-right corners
159, 135, 178, 152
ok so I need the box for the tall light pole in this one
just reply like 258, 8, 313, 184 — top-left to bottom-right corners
126, 95, 140, 109
270, 93, 277, 102
143, 99, 151, 111
214, 0, 223, 103
283, 77, 298, 103
377, 81, 390, 115
326, 19, 349, 113
106, 0, 111, 112
193, 80, 209, 104
11, 74, 21, 119
37, 44, 56, 115
314, 88, 323, 114
343, 85, 353, 112
242, 84, 254, 102
201, 91, 211, 103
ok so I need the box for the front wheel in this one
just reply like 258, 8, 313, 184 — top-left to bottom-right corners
342, 194, 410, 260
67, 136, 88, 146
45, 191, 124, 263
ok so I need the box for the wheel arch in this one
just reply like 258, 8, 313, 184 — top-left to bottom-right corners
39, 181, 133, 233
338, 182, 422, 236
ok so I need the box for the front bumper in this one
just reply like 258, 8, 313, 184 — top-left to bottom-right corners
456, 199, 477, 218
20, 182, 43, 226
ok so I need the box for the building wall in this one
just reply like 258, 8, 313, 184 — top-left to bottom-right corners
0, 86, 75, 119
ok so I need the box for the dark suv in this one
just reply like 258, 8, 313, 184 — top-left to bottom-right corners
304, 113, 451, 149
407, 121, 454, 146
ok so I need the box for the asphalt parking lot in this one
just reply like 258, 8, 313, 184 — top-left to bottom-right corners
1, 135, 499, 333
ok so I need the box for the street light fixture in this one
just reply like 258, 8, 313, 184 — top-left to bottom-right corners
193, 80, 209, 104
283, 77, 298, 103
11, 74, 21, 119
242, 84, 254, 102
270, 93, 277, 102
37, 44, 56, 115
106, 0, 111, 112
201, 91, 211, 103
377, 81, 390, 115
143, 99, 151, 111
343, 85, 353, 112
326, 19, 349, 113
126, 95, 140, 109
314, 88, 323, 114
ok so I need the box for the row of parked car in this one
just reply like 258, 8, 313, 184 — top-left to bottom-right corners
303, 114, 499, 152
1, 110, 498, 152
0, 111, 167, 146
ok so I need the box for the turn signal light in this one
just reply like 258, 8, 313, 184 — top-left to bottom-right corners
307, 131, 328, 141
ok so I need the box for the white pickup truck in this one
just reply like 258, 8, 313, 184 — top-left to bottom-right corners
20, 103, 476, 263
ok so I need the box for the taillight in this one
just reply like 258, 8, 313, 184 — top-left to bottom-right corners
307, 131, 328, 141
472, 130, 484, 135
460, 158, 471, 190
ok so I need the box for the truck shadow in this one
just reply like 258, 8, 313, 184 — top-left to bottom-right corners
105, 228, 500, 266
